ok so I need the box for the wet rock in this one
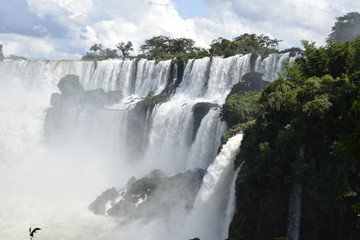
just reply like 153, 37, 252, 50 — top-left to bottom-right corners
50, 74, 123, 108
90, 168, 206, 220
50, 93, 63, 107
89, 187, 118, 215
57, 74, 84, 96
56, 75, 84, 106
107, 90, 123, 105
82, 88, 107, 108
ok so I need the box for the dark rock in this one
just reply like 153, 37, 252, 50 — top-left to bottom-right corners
106, 90, 123, 105
89, 187, 118, 215
0, 44, 4, 61
82, 88, 107, 108
50, 93, 62, 107
148, 169, 167, 180
126, 176, 137, 188
51, 74, 123, 108
230, 71, 269, 94
91, 168, 206, 221
55, 75, 84, 106
192, 102, 219, 141
57, 74, 84, 96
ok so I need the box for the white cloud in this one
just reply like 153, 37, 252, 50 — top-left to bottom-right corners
203, 0, 358, 48
1, 33, 81, 60
0, 0, 357, 59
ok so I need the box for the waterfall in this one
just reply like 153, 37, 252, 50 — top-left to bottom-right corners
176, 54, 252, 103
186, 108, 226, 169
286, 179, 302, 240
286, 146, 304, 240
254, 52, 297, 82
223, 166, 242, 238
0, 53, 292, 240
182, 133, 243, 240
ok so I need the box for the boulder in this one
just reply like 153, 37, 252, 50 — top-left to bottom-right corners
57, 74, 84, 96
50, 93, 62, 107
50, 74, 122, 108
56, 75, 84, 106
82, 88, 107, 108
106, 90, 123, 105
88, 187, 118, 215
91, 168, 206, 220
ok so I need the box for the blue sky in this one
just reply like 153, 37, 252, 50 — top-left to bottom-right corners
0, 0, 358, 60
173, 0, 208, 18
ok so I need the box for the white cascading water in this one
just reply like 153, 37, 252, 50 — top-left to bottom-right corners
286, 180, 302, 240
186, 108, 226, 170
182, 134, 243, 240
0, 53, 293, 240
254, 52, 298, 82
286, 146, 304, 240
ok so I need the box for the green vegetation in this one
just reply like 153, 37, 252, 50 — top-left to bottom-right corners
127, 177, 160, 200
221, 71, 269, 144
141, 92, 169, 109
0, 44, 4, 61
6, 54, 27, 60
116, 41, 134, 59
210, 34, 281, 57
139, 35, 198, 58
82, 42, 134, 60
81, 33, 288, 61
328, 12, 360, 43
222, 91, 260, 127
103, 169, 205, 220
0, 44, 28, 60
227, 34, 360, 240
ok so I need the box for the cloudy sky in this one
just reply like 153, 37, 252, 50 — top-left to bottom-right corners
0, 0, 357, 60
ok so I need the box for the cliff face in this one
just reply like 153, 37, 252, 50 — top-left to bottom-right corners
227, 38, 360, 240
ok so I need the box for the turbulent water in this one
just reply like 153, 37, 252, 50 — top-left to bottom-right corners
0, 53, 293, 240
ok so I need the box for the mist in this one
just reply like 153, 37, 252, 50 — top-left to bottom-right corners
0, 67, 122, 240
0, 54, 290, 240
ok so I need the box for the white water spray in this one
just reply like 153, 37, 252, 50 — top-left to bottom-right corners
0, 53, 292, 240
182, 134, 243, 240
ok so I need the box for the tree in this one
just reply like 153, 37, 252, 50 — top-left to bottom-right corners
116, 41, 134, 59
209, 33, 281, 57
0, 44, 4, 61
228, 35, 360, 240
328, 12, 360, 42
169, 38, 195, 54
140, 35, 171, 57
209, 37, 233, 56
256, 34, 282, 48
102, 48, 118, 59
90, 43, 103, 54
140, 35, 197, 58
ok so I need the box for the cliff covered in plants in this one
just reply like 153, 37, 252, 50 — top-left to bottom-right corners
226, 35, 360, 240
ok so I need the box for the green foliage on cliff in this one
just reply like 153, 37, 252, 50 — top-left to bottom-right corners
81, 32, 290, 61
221, 71, 269, 144
228, 35, 360, 240
142, 36, 193, 54
222, 91, 260, 127
209, 34, 281, 57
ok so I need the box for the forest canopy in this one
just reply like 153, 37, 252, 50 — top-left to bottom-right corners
226, 29, 360, 240
81, 33, 283, 61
